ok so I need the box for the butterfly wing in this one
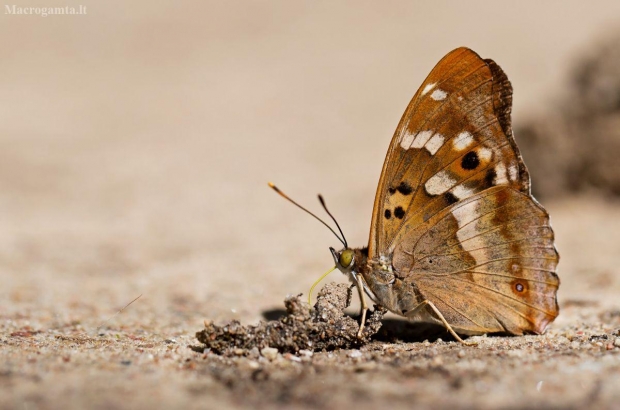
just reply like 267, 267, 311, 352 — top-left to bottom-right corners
366, 47, 559, 334
369, 48, 529, 257
398, 186, 559, 334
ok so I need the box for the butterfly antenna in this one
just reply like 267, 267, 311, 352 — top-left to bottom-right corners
317, 194, 348, 249
268, 182, 346, 247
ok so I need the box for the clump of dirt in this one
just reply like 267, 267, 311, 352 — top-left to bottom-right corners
516, 32, 620, 198
194, 283, 386, 355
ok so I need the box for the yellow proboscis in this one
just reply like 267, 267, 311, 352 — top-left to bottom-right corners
308, 265, 337, 305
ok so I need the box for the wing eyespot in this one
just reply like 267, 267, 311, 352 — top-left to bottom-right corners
511, 279, 528, 296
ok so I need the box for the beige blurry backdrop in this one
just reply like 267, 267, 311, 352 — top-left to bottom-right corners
2, 0, 620, 336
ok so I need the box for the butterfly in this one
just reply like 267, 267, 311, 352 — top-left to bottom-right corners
271, 47, 559, 343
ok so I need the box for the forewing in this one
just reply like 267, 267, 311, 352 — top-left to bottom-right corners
396, 186, 559, 334
368, 48, 530, 258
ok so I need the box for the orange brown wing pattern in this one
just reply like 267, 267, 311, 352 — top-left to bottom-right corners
368, 48, 530, 259
396, 186, 559, 334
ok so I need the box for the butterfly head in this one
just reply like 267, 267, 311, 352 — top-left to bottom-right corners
330, 247, 355, 273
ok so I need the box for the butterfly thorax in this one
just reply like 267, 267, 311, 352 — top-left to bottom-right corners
334, 247, 429, 318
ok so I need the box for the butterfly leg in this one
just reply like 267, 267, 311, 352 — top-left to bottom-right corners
354, 274, 368, 338
410, 300, 477, 346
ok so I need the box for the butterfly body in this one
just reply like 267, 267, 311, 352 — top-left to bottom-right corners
333, 48, 559, 338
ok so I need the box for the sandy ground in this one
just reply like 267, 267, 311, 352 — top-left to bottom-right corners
2, 2, 620, 409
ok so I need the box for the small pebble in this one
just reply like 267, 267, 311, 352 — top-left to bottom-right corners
247, 360, 260, 369
233, 348, 245, 356
458, 350, 466, 358
284, 353, 302, 362
614, 338, 620, 348
260, 347, 279, 360
299, 350, 313, 357
348, 350, 362, 359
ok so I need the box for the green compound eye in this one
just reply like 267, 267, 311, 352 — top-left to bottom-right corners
339, 249, 354, 268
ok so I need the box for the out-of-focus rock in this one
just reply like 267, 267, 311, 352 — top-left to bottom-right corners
516, 33, 620, 198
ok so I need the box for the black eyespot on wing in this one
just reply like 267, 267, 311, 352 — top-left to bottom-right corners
396, 181, 413, 195
394, 206, 405, 219
485, 168, 497, 186
384, 209, 391, 219
388, 187, 396, 195
461, 151, 480, 170
444, 192, 458, 205
515, 283, 524, 292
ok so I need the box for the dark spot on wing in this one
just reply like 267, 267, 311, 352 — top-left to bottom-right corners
515, 283, 524, 292
388, 187, 396, 195
394, 206, 405, 219
485, 168, 497, 186
461, 151, 480, 170
396, 181, 413, 195
384, 209, 391, 219
444, 191, 458, 205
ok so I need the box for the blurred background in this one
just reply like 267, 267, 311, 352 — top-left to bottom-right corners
2, 0, 620, 330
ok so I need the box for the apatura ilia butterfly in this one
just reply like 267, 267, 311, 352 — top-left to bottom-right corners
271, 47, 559, 343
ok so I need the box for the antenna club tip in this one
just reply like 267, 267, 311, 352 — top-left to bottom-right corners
268, 182, 281, 192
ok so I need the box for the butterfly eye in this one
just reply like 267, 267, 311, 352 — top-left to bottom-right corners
339, 249, 354, 268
